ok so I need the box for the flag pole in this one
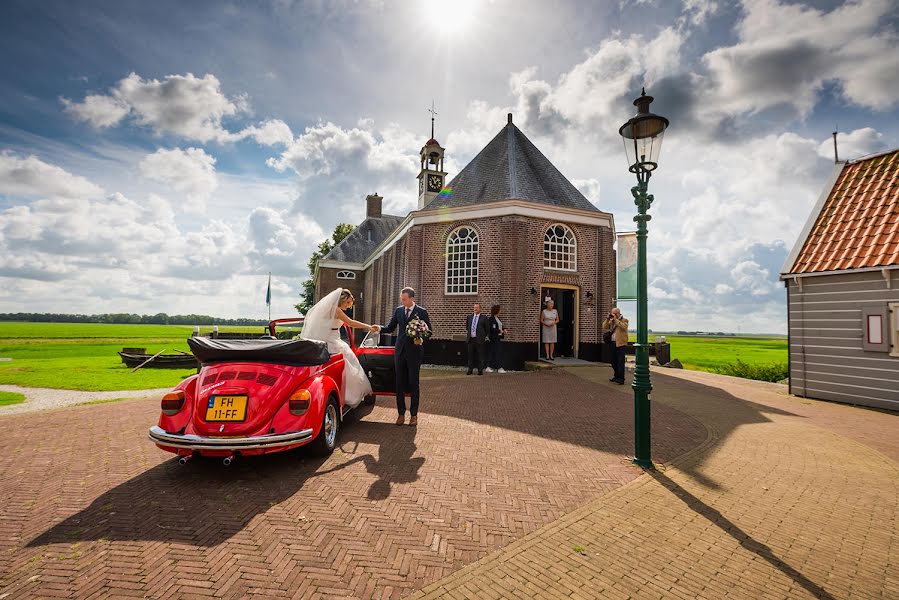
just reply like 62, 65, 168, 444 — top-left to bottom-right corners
266, 272, 272, 322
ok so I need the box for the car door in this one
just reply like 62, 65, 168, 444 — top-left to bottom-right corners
355, 331, 397, 394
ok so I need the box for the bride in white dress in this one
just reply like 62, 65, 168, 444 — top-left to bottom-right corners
300, 288, 375, 408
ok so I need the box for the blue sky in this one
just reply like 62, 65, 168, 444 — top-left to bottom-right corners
1, 0, 897, 332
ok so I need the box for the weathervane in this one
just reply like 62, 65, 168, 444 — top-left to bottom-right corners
428, 100, 437, 140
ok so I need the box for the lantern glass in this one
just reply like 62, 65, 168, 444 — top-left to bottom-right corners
619, 95, 669, 171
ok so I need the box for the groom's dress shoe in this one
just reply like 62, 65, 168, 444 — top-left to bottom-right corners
409, 416, 418, 427
466, 370, 473, 375
395, 415, 405, 426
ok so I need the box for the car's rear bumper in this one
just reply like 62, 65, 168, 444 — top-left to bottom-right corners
148, 425, 315, 451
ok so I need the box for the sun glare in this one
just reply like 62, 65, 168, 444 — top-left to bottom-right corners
426, 0, 479, 32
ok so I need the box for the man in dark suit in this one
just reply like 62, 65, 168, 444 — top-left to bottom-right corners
465, 303, 489, 375
377, 287, 431, 426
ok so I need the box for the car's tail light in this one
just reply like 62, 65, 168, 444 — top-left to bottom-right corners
289, 389, 312, 416
161, 390, 186, 416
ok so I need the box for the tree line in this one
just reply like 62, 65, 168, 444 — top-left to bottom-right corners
0, 313, 269, 326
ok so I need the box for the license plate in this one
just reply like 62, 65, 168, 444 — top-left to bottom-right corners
205, 395, 248, 422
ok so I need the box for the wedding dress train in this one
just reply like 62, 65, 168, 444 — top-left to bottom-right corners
300, 288, 372, 409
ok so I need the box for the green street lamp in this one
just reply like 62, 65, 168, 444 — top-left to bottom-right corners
619, 88, 669, 469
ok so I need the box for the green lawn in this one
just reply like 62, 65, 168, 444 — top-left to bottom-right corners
0, 391, 26, 406
635, 334, 788, 376
0, 323, 208, 391
0, 322, 308, 392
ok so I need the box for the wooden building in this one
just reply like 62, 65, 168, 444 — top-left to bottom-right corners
315, 114, 617, 369
781, 148, 899, 411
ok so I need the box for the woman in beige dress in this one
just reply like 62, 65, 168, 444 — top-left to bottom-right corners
539, 299, 560, 361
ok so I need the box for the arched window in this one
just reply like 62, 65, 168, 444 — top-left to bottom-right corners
445, 226, 479, 294
336, 271, 356, 280
544, 224, 577, 271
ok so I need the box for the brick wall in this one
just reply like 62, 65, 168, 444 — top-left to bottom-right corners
315, 267, 366, 317
357, 214, 614, 352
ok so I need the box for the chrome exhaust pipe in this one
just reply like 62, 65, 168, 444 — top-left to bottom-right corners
178, 455, 192, 466
222, 454, 235, 466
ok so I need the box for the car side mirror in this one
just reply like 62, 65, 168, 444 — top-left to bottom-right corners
361, 332, 379, 348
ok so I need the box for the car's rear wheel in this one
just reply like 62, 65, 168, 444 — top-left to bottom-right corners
308, 396, 339, 456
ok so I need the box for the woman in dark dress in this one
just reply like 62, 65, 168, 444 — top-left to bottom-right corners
486, 305, 507, 373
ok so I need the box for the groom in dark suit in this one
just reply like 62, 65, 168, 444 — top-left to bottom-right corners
378, 287, 432, 427
465, 303, 489, 375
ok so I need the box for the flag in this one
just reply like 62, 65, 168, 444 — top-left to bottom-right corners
617, 233, 638, 300
265, 273, 272, 306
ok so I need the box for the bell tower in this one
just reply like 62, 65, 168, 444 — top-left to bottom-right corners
417, 102, 447, 210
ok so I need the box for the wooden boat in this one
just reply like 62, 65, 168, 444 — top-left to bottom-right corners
118, 351, 199, 370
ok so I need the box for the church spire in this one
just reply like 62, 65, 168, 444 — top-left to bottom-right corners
417, 102, 446, 210
429, 100, 437, 140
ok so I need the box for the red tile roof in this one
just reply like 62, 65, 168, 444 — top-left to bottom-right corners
788, 148, 899, 274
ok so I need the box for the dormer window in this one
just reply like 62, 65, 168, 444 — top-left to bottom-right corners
336, 271, 356, 280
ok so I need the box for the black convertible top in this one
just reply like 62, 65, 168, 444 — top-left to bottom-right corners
187, 337, 331, 366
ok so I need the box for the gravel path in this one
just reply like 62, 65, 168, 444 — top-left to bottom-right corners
0, 384, 170, 416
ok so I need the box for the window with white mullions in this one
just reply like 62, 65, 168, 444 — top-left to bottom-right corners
446, 226, 479, 294
336, 271, 356, 280
544, 224, 577, 271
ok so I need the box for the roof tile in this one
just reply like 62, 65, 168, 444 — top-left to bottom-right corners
424, 122, 599, 212
789, 149, 899, 274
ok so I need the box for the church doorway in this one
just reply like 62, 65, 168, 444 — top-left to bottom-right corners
540, 285, 578, 358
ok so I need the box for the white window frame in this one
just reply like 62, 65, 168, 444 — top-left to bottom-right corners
890, 302, 899, 358
336, 270, 356, 280
543, 223, 577, 272
445, 225, 479, 295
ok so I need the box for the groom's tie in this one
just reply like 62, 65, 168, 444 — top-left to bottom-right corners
405, 307, 411, 321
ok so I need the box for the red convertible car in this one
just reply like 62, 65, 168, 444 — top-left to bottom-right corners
148, 318, 396, 464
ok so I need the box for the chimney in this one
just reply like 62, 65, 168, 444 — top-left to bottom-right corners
366, 193, 382, 218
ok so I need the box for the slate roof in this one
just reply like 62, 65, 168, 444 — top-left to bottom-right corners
321, 214, 404, 264
424, 121, 599, 212
786, 148, 899, 275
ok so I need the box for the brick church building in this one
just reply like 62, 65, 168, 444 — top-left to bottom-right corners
315, 114, 616, 369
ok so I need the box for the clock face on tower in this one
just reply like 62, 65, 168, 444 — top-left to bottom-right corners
427, 174, 442, 192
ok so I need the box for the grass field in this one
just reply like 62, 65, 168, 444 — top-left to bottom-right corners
0, 322, 789, 392
644, 334, 788, 372
0, 391, 26, 406
0, 322, 251, 391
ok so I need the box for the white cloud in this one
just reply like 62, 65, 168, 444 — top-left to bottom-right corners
238, 119, 294, 146
63, 72, 249, 142
572, 178, 601, 206
703, 0, 899, 117
681, 0, 719, 26
0, 152, 104, 199
247, 206, 326, 275
139, 147, 218, 213
60, 94, 129, 128
267, 120, 421, 223
816, 127, 887, 162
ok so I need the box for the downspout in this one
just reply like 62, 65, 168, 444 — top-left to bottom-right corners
796, 276, 807, 397
786, 281, 792, 396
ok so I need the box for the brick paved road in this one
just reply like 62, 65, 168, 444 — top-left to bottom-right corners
0, 370, 705, 599
416, 367, 899, 600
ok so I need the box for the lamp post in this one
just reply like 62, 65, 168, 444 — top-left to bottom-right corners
619, 88, 669, 469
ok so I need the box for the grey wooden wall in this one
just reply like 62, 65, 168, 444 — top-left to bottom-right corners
787, 270, 899, 411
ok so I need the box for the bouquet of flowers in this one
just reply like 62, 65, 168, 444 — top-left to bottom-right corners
406, 317, 431, 346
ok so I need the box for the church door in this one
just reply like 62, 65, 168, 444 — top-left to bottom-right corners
540, 286, 577, 358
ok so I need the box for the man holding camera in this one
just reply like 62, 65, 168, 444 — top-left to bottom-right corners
602, 307, 629, 384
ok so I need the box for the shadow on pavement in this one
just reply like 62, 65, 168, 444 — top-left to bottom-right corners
650, 469, 837, 600
28, 418, 420, 547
